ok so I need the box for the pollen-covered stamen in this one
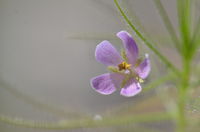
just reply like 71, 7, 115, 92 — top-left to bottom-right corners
118, 61, 131, 71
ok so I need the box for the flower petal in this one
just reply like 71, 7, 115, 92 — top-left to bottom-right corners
117, 31, 138, 65
90, 73, 124, 95
120, 79, 141, 97
136, 54, 151, 79
95, 40, 122, 66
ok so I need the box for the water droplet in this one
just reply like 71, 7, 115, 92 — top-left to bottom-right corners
145, 53, 149, 58
93, 114, 102, 121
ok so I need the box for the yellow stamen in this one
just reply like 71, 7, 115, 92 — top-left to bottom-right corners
136, 76, 144, 83
118, 61, 131, 71
138, 78, 144, 83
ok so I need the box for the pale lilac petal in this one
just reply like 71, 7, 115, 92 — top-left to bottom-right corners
90, 73, 124, 95
120, 79, 141, 97
136, 54, 151, 79
117, 31, 139, 65
95, 40, 122, 66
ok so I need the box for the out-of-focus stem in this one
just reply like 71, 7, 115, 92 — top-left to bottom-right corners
0, 112, 171, 129
0, 80, 84, 118
177, 0, 191, 58
191, 16, 200, 55
176, 58, 191, 132
153, 0, 180, 52
176, 0, 192, 130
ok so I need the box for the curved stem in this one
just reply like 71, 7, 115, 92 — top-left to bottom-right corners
114, 0, 180, 76
143, 72, 175, 92
0, 112, 170, 129
153, 0, 180, 51
0, 80, 84, 118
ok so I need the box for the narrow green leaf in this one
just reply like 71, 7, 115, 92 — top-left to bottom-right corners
0, 80, 84, 118
153, 0, 180, 52
177, 0, 192, 59
0, 112, 171, 129
143, 72, 175, 92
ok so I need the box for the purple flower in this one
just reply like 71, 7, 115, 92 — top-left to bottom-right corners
90, 31, 150, 97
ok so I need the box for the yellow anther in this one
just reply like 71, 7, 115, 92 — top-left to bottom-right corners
135, 76, 144, 83
118, 61, 131, 71
138, 78, 144, 83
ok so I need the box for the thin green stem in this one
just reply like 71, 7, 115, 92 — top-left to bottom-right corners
121, 0, 150, 38
176, 1, 192, 131
143, 72, 175, 92
176, 1, 192, 130
191, 16, 200, 54
0, 112, 171, 129
177, 0, 191, 58
114, 0, 180, 76
176, 59, 191, 132
153, 0, 180, 51
0, 80, 84, 118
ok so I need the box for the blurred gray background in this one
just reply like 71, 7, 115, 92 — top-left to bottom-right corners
0, 0, 177, 131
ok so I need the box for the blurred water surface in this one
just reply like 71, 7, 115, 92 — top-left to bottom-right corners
0, 0, 178, 132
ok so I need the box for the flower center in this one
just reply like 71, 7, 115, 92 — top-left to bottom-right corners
118, 61, 131, 71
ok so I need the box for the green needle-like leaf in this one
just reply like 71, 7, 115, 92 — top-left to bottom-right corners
153, 0, 180, 52
0, 112, 171, 129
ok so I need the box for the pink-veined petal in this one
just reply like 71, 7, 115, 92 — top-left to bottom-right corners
117, 31, 139, 65
120, 78, 142, 97
90, 73, 124, 95
95, 40, 122, 66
